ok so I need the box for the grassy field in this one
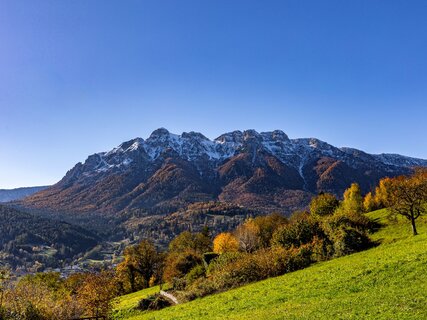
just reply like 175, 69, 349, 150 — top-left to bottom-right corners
113, 286, 162, 319
117, 209, 427, 319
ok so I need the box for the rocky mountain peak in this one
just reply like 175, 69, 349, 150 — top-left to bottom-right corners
214, 130, 244, 145
147, 127, 172, 140
243, 129, 261, 140
262, 130, 290, 142
181, 131, 209, 141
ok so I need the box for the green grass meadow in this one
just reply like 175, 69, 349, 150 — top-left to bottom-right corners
115, 209, 427, 319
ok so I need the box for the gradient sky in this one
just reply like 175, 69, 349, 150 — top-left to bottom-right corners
1, 1, 427, 188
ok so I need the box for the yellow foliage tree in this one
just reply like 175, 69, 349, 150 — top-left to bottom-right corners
374, 177, 392, 208
213, 232, 239, 254
341, 183, 363, 214
363, 191, 376, 212
77, 271, 117, 318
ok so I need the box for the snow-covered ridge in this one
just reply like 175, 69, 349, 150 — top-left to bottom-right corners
81, 128, 427, 174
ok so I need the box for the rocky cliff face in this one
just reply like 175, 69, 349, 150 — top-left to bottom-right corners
22, 128, 427, 215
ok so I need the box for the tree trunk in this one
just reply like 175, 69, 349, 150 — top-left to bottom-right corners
411, 216, 418, 235
130, 270, 135, 292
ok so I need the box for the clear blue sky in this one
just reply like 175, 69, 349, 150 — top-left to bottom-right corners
1, 1, 426, 188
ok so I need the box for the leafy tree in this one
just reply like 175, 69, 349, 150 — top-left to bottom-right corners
309, 193, 340, 217
64, 272, 88, 295
116, 240, 163, 293
322, 213, 373, 257
271, 214, 326, 249
213, 233, 239, 254
4, 277, 81, 320
386, 169, 427, 235
163, 250, 203, 284
374, 177, 392, 208
340, 183, 363, 214
20, 272, 63, 292
77, 271, 117, 318
363, 192, 376, 212
252, 213, 288, 248
234, 219, 260, 252
0, 267, 10, 308
169, 231, 211, 254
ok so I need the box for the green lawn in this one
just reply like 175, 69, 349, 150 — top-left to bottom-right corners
118, 210, 427, 319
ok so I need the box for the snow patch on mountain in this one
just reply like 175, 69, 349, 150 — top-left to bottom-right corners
78, 129, 427, 177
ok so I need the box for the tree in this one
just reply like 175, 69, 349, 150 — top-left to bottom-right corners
20, 272, 63, 292
0, 267, 10, 308
77, 271, 117, 318
116, 240, 163, 293
162, 250, 202, 283
168, 231, 211, 254
374, 177, 392, 208
213, 233, 239, 254
271, 214, 325, 249
4, 276, 81, 320
252, 213, 288, 248
386, 169, 427, 235
340, 183, 363, 214
234, 219, 260, 252
309, 193, 339, 217
363, 192, 376, 212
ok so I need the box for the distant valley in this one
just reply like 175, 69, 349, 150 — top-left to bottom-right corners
0, 186, 49, 202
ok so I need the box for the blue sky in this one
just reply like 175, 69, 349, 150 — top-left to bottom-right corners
1, 1, 427, 188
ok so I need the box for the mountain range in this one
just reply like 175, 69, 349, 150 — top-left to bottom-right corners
21, 128, 427, 216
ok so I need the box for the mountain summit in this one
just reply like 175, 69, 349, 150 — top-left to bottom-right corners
22, 129, 427, 215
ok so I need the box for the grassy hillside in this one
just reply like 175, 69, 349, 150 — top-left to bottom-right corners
116, 209, 427, 319
113, 286, 161, 319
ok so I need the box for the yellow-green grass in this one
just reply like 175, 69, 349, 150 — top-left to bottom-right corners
367, 208, 427, 243
120, 210, 427, 319
113, 286, 161, 319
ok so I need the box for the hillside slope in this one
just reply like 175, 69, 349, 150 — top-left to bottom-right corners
0, 205, 99, 271
118, 210, 427, 320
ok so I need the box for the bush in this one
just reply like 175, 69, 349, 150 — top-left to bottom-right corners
163, 250, 203, 284
271, 215, 326, 249
206, 252, 243, 275
24, 303, 45, 320
171, 277, 187, 291
310, 193, 340, 217
202, 252, 219, 268
186, 265, 206, 286
185, 246, 314, 300
322, 213, 374, 257
330, 227, 373, 257
137, 293, 172, 311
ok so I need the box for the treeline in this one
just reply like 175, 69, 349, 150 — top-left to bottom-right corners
121, 201, 256, 249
